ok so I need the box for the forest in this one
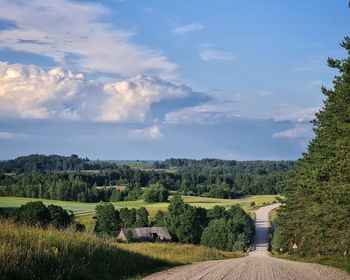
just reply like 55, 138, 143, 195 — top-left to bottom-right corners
0, 155, 294, 202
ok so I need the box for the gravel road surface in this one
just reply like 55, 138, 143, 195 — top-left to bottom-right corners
143, 204, 350, 280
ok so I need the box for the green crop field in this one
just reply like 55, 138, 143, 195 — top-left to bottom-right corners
0, 195, 280, 230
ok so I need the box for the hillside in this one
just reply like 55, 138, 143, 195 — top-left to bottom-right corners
0, 155, 294, 203
0, 154, 118, 173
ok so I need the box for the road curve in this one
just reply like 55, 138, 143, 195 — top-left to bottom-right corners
143, 204, 350, 280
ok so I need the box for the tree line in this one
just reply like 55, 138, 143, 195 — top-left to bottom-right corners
0, 154, 118, 173
0, 156, 294, 202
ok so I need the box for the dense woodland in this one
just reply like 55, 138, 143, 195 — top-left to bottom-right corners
0, 155, 294, 202
273, 37, 350, 257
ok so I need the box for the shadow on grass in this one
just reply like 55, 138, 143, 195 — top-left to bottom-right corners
0, 243, 174, 280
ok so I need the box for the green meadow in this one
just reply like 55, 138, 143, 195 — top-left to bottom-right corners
0, 195, 279, 230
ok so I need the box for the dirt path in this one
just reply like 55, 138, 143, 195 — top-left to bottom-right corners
143, 204, 350, 280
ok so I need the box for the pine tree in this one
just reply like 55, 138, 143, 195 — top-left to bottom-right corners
275, 36, 350, 256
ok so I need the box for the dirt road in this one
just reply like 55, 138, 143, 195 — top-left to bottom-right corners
143, 204, 350, 280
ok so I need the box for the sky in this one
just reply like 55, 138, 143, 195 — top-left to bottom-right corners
0, 0, 349, 160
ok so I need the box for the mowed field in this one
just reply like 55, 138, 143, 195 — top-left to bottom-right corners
0, 195, 279, 230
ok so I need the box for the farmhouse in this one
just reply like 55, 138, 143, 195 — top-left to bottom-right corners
117, 227, 172, 242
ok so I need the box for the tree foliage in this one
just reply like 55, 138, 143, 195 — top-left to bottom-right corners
273, 36, 350, 257
94, 203, 122, 236
143, 183, 169, 203
0, 156, 295, 202
201, 205, 254, 251
11, 201, 75, 229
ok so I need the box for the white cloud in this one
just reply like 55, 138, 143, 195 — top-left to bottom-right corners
0, 61, 203, 122
200, 50, 236, 61
100, 75, 203, 122
272, 123, 313, 139
173, 23, 203, 35
272, 107, 319, 122
0, 131, 27, 140
0, 0, 176, 77
129, 125, 164, 141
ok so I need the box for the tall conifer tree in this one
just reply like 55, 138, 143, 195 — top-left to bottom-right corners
275, 34, 350, 256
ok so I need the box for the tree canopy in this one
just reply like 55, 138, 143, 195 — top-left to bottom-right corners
273, 36, 350, 257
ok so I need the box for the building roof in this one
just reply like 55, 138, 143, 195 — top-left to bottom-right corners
118, 227, 172, 242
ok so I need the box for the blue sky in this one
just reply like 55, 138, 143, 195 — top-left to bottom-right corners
0, 0, 349, 160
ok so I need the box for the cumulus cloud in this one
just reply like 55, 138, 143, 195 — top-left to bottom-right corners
272, 107, 319, 122
0, 0, 176, 77
0, 61, 205, 122
272, 123, 313, 139
100, 75, 205, 122
129, 125, 164, 141
200, 50, 236, 61
172, 23, 203, 35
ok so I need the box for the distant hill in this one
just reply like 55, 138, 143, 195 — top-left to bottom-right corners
0, 154, 118, 173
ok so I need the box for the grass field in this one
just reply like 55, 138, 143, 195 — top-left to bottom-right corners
0, 195, 279, 230
0, 219, 241, 280
271, 252, 350, 273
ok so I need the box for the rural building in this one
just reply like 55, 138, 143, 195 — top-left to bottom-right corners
117, 227, 172, 242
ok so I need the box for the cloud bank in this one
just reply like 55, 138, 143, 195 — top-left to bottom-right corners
0, 0, 176, 77
0, 61, 206, 123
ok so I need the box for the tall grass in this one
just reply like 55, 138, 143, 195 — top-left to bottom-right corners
116, 243, 243, 265
0, 219, 240, 279
271, 252, 350, 273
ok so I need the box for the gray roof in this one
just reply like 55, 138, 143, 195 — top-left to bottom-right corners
118, 227, 172, 241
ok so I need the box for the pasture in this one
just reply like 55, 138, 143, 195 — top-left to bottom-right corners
0, 195, 280, 230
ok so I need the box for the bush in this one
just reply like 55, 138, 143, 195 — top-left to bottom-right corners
47, 204, 72, 229
15, 201, 50, 226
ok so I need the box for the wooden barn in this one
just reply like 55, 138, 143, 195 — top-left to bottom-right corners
117, 227, 172, 242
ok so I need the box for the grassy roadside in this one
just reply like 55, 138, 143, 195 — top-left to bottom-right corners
269, 210, 350, 274
0, 219, 242, 280
270, 251, 350, 273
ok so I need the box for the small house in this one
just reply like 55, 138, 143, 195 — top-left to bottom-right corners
117, 227, 172, 242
